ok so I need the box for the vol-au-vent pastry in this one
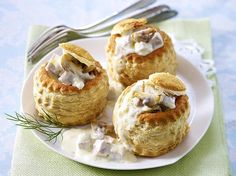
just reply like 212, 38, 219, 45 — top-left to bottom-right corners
33, 43, 109, 126
113, 73, 190, 157
106, 18, 177, 87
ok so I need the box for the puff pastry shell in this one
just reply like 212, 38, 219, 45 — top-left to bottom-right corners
33, 43, 109, 126
106, 18, 177, 87
113, 73, 190, 157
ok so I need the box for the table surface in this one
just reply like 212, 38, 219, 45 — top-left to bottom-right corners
0, 0, 235, 175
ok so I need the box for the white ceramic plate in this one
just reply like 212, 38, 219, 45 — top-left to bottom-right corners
21, 37, 214, 170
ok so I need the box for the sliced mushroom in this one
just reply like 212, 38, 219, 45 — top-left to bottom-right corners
131, 27, 156, 43
142, 97, 154, 107
59, 43, 96, 72
134, 90, 162, 103
60, 53, 83, 74
65, 51, 95, 72
133, 97, 143, 107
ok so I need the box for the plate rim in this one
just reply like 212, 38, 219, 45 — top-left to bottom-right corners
20, 37, 214, 170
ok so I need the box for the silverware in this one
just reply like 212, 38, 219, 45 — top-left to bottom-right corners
76, 0, 157, 33
28, 0, 157, 62
28, 5, 177, 63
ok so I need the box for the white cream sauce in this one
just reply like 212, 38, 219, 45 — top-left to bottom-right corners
114, 29, 163, 60
45, 54, 94, 89
111, 29, 164, 75
61, 124, 136, 162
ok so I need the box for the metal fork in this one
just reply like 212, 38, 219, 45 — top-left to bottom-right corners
28, 0, 157, 62
28, 5, 177, 62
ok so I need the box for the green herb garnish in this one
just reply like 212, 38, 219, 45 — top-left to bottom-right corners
5, 110, 68, 143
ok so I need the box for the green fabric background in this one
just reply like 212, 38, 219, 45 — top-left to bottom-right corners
10, 19, 232, 176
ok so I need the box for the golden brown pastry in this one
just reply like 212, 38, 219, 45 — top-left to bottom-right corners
33, 43, 109, 126
113, 73, 190, 157
106, 18, 177, 87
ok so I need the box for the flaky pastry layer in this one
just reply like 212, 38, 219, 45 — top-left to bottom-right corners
33, 62, 109, 126
113, 73, 190, 157
107, 25, 177, 87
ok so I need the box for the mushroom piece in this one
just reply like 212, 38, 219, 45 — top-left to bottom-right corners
60, 53, 83, 74
131, 27, 156, 43
45, 54, 63, 76
133, 91, 163, 107
60, 44, 96, 73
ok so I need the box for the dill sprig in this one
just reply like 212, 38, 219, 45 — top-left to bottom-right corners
5, 110, 68, 143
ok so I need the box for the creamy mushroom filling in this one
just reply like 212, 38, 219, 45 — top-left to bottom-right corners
80, 123, 135, 161
114, 28, 164, 60
61, 123, 136, 162
45, 53, 95, 89
114, 80, 177, 150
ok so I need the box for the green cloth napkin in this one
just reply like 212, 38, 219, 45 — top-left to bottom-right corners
10, 19, 232, 176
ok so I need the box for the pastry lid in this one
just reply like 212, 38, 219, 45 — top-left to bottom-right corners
149, 73, 186, 96
111, 18, 147, 35
59, 43, 96, 72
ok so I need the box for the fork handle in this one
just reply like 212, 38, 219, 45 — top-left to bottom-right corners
79, 5, 175, 35
77, 0, 156, 32
80, 10, 178, 38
